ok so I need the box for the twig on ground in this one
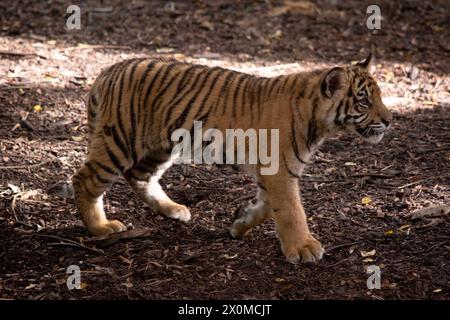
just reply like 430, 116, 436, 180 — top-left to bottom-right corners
63, 45, 131, 52
416, 147, 450, 154
0, 50, 46, 59
32, 234, 104, 254
326, 241, 359, 252
324, 257, 353, 268
0, 159, 54, 170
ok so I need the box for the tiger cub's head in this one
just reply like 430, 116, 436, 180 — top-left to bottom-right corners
322, 54, 393, 144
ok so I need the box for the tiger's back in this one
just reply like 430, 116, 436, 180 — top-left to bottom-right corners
87, 58, 296, 166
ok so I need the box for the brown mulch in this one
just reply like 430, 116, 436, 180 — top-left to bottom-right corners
0, 0, 449, 299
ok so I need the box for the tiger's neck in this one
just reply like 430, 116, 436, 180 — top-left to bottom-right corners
260, 70, 337, 156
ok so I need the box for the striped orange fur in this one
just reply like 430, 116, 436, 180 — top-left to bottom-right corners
73, 54, 392, 263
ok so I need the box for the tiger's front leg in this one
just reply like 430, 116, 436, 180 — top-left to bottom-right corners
265, 176, 325, 264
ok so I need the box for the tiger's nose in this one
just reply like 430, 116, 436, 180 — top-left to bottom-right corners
381, 118, 391, 128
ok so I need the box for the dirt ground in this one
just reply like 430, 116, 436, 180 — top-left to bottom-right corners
0, 0, 449, 299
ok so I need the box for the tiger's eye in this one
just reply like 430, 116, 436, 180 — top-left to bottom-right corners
359, 98, 370, 107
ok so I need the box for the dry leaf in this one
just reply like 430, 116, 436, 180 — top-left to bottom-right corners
122, 278, 133, 288
268, 0, 317, 17
119, 255, 133, 265
84, 227, 151, 247
432, 26, 445, 33
25, 283, 37, 290
361, 197, 372, 206
8, 183, 20, 194
398, 224, 412, 232
360, 249, 376, 257
71, 135, 84, 142
79, 282, 89, 289
223, 253, 238, 260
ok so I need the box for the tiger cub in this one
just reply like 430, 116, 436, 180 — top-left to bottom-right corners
73, 54, 392, 264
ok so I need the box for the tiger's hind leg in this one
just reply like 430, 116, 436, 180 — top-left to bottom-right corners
230, 179, 272, 238
72, 159, 127, 236
124, 155, 191, 222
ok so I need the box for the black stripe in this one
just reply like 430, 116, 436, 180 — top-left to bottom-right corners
79, 178, 97, 199
299, 78, 308, 98
137, 61, 157, 103
103, 125, 129, 160
239, 76, 250, 117
231, 75, 247, 118
290, 75, 299, 94
306, 97, 319, 149
257, 182, 267, 191
103, 62, 125, 120
283, 153, 302, 180
88, 106, 96, 120
115, 65, 131, 155
290, 118, 307, 164
344, 97, 351, 115
334, 99, 344, 125
248, 78, 257, 123
177, 65, 204, 93
266, 77, 279, 99
104, 142, 125, 172
276, 77, 289, 95
152, 64, 184, 111
214, 70, 235, 116
163, 67, 206, 127
306, 82, 316, 99
254, 78, 262, 119
209, 71, 235, 119
127, 169, 151, 182
141, 63, 168, 139
345, 113, 368, 124
90, 160, 118, 175
86, 162, 112, 185
191, 68, 223, 122
90, 93, 97, 107
347, 87, 353, 97
260, 78, 270, 102
162, 66, 205, 122
136, 61, 157, 151
168, 68, 215, 131
128, 60, 142, 163
354, 114, 368, 124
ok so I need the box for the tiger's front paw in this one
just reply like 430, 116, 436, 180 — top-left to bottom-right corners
281, 235, 325, 264
88, 219, 127, 236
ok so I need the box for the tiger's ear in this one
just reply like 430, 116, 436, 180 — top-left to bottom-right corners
321, 67, 344, 98
356, 53, 373, 71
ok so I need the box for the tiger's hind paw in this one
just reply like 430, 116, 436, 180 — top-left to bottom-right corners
162, 204, 191, 222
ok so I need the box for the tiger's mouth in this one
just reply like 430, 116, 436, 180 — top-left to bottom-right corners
355, 127, 385, 144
